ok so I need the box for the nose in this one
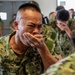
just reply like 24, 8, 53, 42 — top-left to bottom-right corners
33, 28, 40, 35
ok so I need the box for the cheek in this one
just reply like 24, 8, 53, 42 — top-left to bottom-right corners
39, 28, 42, 33
20, 26, 33, 34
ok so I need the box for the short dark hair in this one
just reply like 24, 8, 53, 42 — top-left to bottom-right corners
18, 1, 41, 13
49, 12, 55, 16
56, 9, 69, 21
56, 6, 65, 11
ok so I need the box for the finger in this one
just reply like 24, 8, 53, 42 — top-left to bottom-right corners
23, 33, 32, 46
34, 34, 43, 38
23, 33, 36, 47
23, 33, 44, 47
26, 34, 38, 46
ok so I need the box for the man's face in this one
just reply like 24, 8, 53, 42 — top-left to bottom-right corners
15, 9, 42, 44
57, 20, 68, 31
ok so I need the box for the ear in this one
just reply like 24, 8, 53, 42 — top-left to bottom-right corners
13, 21, 18, 30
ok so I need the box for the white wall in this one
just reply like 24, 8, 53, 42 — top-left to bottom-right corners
35, 0, 57, 17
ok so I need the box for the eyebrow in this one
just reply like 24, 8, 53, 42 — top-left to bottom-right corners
28, 22, 42, 25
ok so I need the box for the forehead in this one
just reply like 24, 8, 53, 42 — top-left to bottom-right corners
57, 20, 67, 24
19, 8, 41, 16
18, 9, 42, 23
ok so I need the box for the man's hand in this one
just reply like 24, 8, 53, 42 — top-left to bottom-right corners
57, 20, 68, 31
23, 32, 44, 48
57, 20, 72, 38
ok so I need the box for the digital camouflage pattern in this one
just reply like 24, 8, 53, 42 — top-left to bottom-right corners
49, 18, 75, 57
0, 33, 44, 75
0, 24, 59, 75
42, 24, 62, 59
0, 22, 62, 75
68, 18, 75, 30
41, 52, 75, 75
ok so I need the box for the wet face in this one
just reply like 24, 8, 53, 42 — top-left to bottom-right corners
15, 9, 42, 44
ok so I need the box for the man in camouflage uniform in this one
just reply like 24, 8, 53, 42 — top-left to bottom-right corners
0, 17, 4, 36
49, 6, 75, 58
42, 10, 75, 75
41, 31, 75, 75
0, 1, 59, 75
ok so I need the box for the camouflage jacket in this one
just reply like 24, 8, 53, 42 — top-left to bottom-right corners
0, 33, 44, 75
41, 28, 75, 75
0, 24, 60, 75
68, 18, 75, 30
42, 24, 61, 58
41, 52, 75, 75
49, 18, 75, 57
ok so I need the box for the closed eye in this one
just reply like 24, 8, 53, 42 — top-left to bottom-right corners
27, 24, 35, 28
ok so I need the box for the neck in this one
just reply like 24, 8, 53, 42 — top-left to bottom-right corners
10, 34, 28, 55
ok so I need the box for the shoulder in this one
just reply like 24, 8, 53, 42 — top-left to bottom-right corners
0, 35, 10, 47
42, 53, 75, 75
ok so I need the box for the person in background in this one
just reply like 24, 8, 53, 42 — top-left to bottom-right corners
0, 16, 4, 36
56, 5, 65, 11
49, 11, 56, 25
0, 1, 59, 75
49, 5, 65, 30
68, 8, 74, 19
49, 6, 75, 58
68, 8, 75, 30
41, 9, 75, 75
49, 12, 56, 19
9, 14, 16, 33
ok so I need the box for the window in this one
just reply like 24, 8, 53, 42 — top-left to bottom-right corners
57, 0, 75, 10
0, 12, 7, 20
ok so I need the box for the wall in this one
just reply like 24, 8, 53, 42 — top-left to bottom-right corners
35, 0, 57, 17
0, 0, 57, 35
0, 1, 27, 35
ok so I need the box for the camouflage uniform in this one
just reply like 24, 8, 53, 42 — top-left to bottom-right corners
42, 24, 62, 59
0, 32, 44, 75
68, 18, 75, 30
0, 24, 59, 75
41, 52, 75, 75
41, 30, 75, 75
49, 18, 75, 57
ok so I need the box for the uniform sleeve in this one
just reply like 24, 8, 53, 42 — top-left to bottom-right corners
41, 53, 75, 75
70, 30, 75, 46
42, 25, 56, 56
68, 18, 75, 30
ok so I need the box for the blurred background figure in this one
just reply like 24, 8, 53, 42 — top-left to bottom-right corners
49, 12, 56, 20
49, 11, 56, 24
0, 16, 4, 36
9, 14, 16, 33
68, 8, 74, 19
48, 6, 75, 58
56, 5, 65, 12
